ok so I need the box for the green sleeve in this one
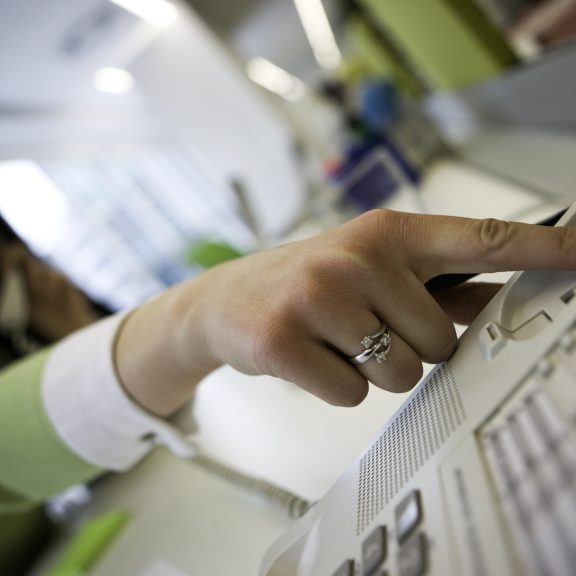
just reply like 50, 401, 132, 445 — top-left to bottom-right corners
0, 349, 102, 513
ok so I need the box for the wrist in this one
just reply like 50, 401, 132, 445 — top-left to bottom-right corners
171, 277, 223, 381
114, 280, 222, 418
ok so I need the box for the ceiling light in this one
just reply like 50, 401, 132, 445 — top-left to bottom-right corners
247, 58, 306, 102
293, 0, 341, 69
94, 67, 135, 94
108, 0, 178, 28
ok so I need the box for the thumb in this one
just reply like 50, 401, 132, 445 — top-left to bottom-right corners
434, 282, 502, 325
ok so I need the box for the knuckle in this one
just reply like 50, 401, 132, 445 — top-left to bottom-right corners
295, 256, 367, 313
356, 208, 387, 229
376, 348, 424, 393
474, 218, 517, 256
424, 332, 458, 364
371, 208, 420, 253
255, 322, 290, 362
337, 386, 369, 407
354, 209, 397, 241
390, 360, 423, 393
251, 321, 291, 373
295, 262, 335, 312
337, 208, 415, 264
368, 208, 401, 239
555, 227, 576, 261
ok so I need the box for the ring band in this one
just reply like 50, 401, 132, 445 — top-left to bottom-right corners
351, 326, 392, 365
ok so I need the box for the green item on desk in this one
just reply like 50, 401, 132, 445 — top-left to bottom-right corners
49, 510, 130, 576
50, 569, 84, 576
187, 240, 243, 269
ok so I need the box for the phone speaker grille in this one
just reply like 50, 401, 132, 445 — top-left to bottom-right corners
356, 363, 465, 535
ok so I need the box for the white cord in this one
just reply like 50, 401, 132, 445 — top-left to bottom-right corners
191, 451, 315, 519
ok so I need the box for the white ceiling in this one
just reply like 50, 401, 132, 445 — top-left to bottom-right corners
0, 0, 153, 108
183, 0, 269, 36
232, 0, 317, 79
190, 0, 346, 85
0, 0, 344, 110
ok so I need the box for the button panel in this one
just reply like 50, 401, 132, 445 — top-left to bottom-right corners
336, 487, 429, 574
332, 559, 354, 576
362, 525, 387, 575
395, 490, 422, 543
398, 532, 427, 576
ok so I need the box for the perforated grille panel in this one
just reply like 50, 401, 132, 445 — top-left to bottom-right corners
356, 363, 465, 534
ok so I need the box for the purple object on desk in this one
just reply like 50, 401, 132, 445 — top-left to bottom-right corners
333, 148, 401, 213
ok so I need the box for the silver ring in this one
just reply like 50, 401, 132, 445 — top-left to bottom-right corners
351, 326, 392, 365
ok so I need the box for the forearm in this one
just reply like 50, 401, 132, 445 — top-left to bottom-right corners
114, 278, 223, 418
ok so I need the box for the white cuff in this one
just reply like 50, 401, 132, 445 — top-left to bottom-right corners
42, 313, 196, 471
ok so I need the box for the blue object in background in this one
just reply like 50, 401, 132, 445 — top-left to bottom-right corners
359, 79, 400, 132
332, 147, 400, 213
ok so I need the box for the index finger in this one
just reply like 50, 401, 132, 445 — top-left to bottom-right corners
401, 212, 576, 280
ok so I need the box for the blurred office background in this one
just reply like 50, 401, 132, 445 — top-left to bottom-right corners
0, 0, 575, 312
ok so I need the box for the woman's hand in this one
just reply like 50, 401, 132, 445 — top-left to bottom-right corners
115, 209, 576, 416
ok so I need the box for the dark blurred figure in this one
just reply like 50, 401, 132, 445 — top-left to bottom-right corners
0, 217, 104, 574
